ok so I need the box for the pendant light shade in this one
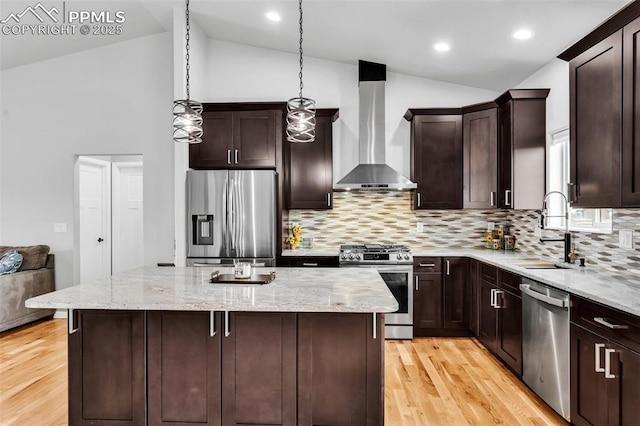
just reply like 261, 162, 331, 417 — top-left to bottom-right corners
286, 0, 316, 143
174, 0, 203, 144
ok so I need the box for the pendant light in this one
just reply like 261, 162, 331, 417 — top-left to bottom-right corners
286, 0, 316, 143
173, 0, 203, 144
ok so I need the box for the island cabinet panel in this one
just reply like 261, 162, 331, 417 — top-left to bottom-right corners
221, 312, 297, 426
285, 109, 337, 209
147, 311, 221, 426
463, 108, 498, 209
410, 114, 463, 209
68, 310, 145, 426
569, 30, 623, 207
298, 313, 384, 426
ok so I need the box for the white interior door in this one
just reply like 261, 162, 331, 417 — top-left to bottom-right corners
79, 158, 111, 283
112, 162, 144, 274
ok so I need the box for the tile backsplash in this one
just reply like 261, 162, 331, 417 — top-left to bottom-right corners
287, 192, 640, 277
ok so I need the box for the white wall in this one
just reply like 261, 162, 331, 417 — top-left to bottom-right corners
0, 32, 175, 289
516, 58, 570, 135
204, 39, 499, 182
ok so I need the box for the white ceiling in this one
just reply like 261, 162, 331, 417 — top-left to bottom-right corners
0, 0, 633, 91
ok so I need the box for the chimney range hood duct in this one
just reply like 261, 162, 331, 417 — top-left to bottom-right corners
334, 60, 416, 191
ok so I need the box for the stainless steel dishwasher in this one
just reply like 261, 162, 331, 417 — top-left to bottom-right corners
520, 278, 570, 422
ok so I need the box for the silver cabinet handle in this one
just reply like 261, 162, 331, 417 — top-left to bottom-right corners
490, 288, 497, 307
227, 149, 232, 164
594, 317, 629, 330
417, 192, 421, 207
505, 190, 511, 206
415, 276, 419, 291
224, 311, 230, 337
234, 149, 239, 164
604, 348, 616, 379
595, 343, 606, 373
567, 182, 577, 203
209, 311, 216, 337
372, 313, 377, 340
68, 308, 78, 334
302, 263, 318, 267
495, 290, 504, 308
490, 191, 496, 207
419, 263, 435, 268
446, 260, 450, 276
327, 193, 331, 207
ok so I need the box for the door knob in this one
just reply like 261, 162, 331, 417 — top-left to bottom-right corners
97, 237, 104, 243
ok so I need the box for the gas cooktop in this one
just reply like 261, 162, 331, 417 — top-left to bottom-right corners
339, 244, 412, 265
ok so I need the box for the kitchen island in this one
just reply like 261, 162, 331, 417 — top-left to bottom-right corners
26, 267, 397, 426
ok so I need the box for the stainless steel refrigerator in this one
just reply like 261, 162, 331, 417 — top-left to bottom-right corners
186, 170, 276, 266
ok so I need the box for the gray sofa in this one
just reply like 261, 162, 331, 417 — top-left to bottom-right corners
0, 246, 55, 333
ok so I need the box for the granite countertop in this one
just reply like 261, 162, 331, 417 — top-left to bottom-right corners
25, 267, 398, 313
414, 248, 640, 317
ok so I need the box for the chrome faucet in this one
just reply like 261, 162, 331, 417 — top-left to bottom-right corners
539, 191, 572, 263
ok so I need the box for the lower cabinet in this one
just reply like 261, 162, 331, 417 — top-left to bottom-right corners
69, 310, 382, 426
570, 297, 640, 425
68, 310, 146, 426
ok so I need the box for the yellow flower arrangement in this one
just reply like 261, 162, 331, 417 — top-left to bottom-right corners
286, 225, 303, 248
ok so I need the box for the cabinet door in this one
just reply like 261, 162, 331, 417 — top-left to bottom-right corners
496, 289, 522, 376
570, 30, 622, 207
477, 279, 498, 352
442, 257, 469, 330
570, 324, 609, 426
189, 111, 234, 169
463, 108, 498, 208
469, 260, 479, 336
622, 17, 640, 206
68, 310, 145, 426
233, 110, 277, 168
298, 313, 383, 426
286, 114, 333, 209
221, 312, 297, 426
411, 115, 463, 209
608, 341, 640, 426
147, 311, 221, 426
413, 272, 443, 332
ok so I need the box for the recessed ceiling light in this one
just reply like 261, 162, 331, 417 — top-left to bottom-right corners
513, 29, 534, 40
265, 11, 281, 22
434, 42, 451, 52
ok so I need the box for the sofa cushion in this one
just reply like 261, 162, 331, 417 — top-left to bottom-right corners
0, 245, 50, 271
0, 250, 23, 275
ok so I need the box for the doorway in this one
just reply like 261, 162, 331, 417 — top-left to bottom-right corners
75, 155, 143, 284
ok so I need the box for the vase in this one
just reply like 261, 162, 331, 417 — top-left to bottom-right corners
289, 244, 295, 251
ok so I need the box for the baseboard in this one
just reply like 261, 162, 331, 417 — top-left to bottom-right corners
53, 309, 67, 319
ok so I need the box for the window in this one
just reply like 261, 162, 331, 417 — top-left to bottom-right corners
546, 128, 612, 233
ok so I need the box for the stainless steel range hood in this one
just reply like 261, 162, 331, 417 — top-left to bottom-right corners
334, 60, 416, 191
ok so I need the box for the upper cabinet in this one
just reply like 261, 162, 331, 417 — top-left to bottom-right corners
406, 110, 463, 209
463, 107, 497, 209
496, 90, 549, 209
189, 104, 284, 170
285, 109, 338, 209
560, 4, 640, 207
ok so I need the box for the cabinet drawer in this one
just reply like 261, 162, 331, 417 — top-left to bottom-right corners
413, 257, 442, 273
499, 269, 522, 294
571, 296, 640, 353
479, 262, 497, 284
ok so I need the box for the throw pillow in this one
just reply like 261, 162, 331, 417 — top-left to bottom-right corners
0, 245, 50, 271
0, 250, 23, 275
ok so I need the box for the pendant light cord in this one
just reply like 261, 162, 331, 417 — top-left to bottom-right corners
185, 0, 191, 100
298, 0, 304, 99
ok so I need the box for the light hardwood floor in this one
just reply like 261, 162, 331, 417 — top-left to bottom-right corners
0, 319, 565, 425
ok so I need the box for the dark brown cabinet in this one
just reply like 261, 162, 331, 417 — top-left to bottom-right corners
278, 256, 339, 267
622, 16, 640, 206
570, 296, 640, 426
496, 90, 549, 209
190, 105, 283, 170
469, 260, 479, 336
407, 112, 463, 209
413, 257, 470, 336
68, 310, 146, 426
463, 108, 497, 209
476, 263, 523, 376
298, 313, 383, 426
285, 109, 338, 209
147, 311, 221, 425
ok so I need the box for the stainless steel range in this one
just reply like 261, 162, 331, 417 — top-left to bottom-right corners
340, 244, 413, 339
